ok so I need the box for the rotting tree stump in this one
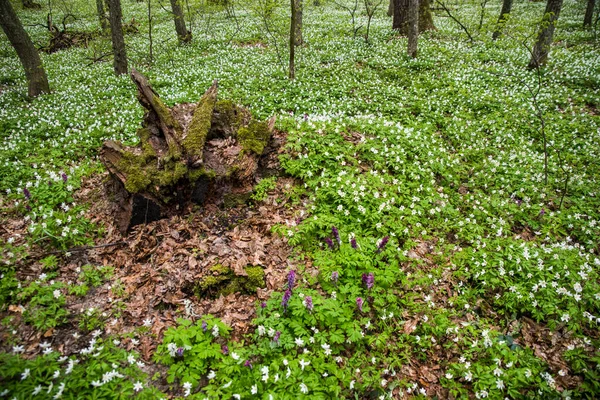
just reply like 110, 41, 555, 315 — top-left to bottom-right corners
100, 69, 276, 233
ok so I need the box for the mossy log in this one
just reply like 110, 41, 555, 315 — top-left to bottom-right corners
100, 69, 276, 233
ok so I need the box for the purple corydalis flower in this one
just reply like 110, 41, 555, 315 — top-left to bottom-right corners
304, 296, 313, 312
273, 331, 281, 343
244, 360, 252, 368
61, 173, 68, 182
324, 237, 334, 250
351, 237, 357, 249
282, 289, 292, 310
356, 297, 364, 312
540, 208, 546, 216
176, 347, 185, 358
377, 236, 389, 253
362, 273, 374, 290
331, 271, 339, 283
221, 345, 229, 355
23, 188, 31, 200
287, 270, 296, 290
261, 301, 267, 309
201, 320, 207, 332
332, 226, 341, 245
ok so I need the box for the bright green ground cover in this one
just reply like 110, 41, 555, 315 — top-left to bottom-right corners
0, 0, 599, 398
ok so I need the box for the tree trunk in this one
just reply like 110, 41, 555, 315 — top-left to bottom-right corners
170, 0, 191, 44
21, 0, 42, 9
96, 0, 109, 32
289, 0, 295, 79
584, 0, 595, 27
294, 0, 303, 46
492, 0, 513, 39
394, 0, 434, 33
388, 0, 393, 16
100, 70, 276, 233
0, 0, 50, 97
107, 0, 128, 75
528, 0, 563, 69
407, 0, 418, 57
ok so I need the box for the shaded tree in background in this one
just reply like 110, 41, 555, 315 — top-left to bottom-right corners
393, 0, 433, 33
108, 0, 128, 75
528, 0, 563, 69
96, 0, 109, 32
0, 0, 50, 97
583, 0, 595, 27
170, 0, 191, 44
289, 0, 296, 79
407, 0, 418, 57
492, 0, 513, 39
294, 0, 302, 45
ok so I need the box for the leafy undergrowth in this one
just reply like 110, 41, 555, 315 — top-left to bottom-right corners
1, 0, 599, 399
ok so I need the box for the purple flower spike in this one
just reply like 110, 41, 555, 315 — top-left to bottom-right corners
540, 208, 546, 216
23, 188, 31, 200
362, 273, 374, 290
61, 173, 68, 183
244, 360, 253, 369
332, 226, 341, 245
287, 270, 296, 291
261, 301, 267, 309
324, 237, 335, 250
377, 236, 389, 253
273, 331, 281, 343
356, 297, 364, 312
331, 271, 339, 283
351, 237, 357, 249
201, 320, 207, 332
176, 347, 185, 358
304, 296, 313, 312
282, 289, 292, 310
222, 345, 229, 355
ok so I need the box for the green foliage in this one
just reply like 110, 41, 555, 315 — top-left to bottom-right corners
251, 176, 277, 202
80, 264, 114, 288
18, 276, 68, 331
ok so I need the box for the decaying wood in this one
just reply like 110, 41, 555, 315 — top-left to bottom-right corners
100, 70, 277, 233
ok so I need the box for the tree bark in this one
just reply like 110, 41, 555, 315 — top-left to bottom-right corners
528, 0, 563, 69
289, 0, 295, 79
21, 0, 41, 9
96, 0, 109, 32
584, 0, 595, 27
388, 0, 393, 16
294, 0, 302, 46
492, 0, 513, 39
107, 0, 128, 75
170, 0, 191, 44
0, 0, 50, 97
407, 0, 418, 57
394, 0, 434, 33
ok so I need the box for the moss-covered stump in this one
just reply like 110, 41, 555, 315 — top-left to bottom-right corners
99, 69, 276, 233
195, 264, 266, 299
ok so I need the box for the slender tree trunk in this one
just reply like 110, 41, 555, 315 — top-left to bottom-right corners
388, 0, 393, 16
289, 0, 295, 79
492, 0, 513, 39
147, 0, 153, 64
584, 0, 595, 27
96, 0, 109, 32
170, 0, 191, 43
294, 0, 303, 45
0, 0, 50, 97
393, 0, 409, 33
407, 0, 418, 57
107, 0, 128, 75
394, 0, 434, 33
528, 0, 563, 69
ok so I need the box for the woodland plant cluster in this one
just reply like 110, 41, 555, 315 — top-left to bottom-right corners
1, 0, 599, 398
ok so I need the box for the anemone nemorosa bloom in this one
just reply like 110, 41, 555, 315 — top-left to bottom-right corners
324, 237, 335, 250
332, 226, 341, 245
304, 296, 313, 312
362, 273, 374, 290
356, 297, 364, 312
287, 270, 296, 290
282, 289, 292, 310
377, 236, 389, 253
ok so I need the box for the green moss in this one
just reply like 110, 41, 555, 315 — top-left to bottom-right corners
188, 167, 215, 182
152, 94, 181, 133
215, 100, 245, 130
183, 89, 216, 158
195, 264, 265, 298
237, 119, 270, 155
223, 192, 252, 208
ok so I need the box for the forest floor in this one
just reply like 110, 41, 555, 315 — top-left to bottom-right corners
0, 0, 599, 399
